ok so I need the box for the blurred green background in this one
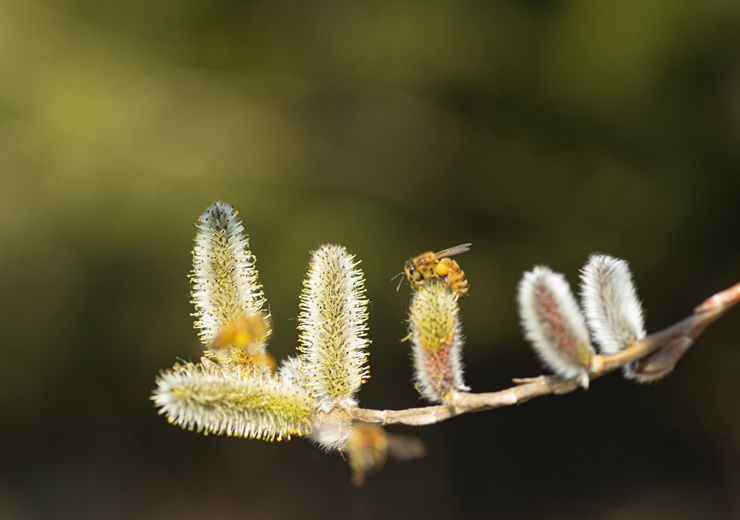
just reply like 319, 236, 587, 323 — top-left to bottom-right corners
1, 0, 739, 518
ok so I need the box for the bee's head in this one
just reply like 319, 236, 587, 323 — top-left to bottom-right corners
403, 259, 415, 278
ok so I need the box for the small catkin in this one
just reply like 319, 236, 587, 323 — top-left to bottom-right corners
408, 280, 468, 404
580, 254, 646, 355
518, 266, 594, 388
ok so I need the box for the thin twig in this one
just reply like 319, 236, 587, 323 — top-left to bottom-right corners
351, 281, 739, 427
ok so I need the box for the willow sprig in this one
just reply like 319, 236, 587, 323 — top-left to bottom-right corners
153, 201, 739, 486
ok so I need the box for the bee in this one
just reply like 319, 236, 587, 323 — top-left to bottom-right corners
402, 243, 471, 299
207, 313, 277, 372
210, 313, 270, 354
346, 423, 426, 487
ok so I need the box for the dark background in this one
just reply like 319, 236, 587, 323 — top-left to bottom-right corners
1, 1, 739, 519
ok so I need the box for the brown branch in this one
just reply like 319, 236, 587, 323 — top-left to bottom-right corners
351, 281, 739, 427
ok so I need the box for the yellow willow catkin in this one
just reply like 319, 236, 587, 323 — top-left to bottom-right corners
152, 363, 313, 441
298, 244, 370, 412
190, 202, 271, 360
408, 280, 468, 404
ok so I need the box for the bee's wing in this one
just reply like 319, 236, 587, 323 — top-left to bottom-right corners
386, 433, 426, 461
433, 243, 472, 259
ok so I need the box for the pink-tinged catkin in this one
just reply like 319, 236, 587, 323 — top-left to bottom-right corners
518, 266, 594, 388
408, 280, 469, 403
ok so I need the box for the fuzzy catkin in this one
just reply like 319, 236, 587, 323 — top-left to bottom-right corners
190, 202, 270, 350
580, 254, 646, 355
298, 244, 370, 412
407, 280, 468, 403
278, 356, 306, 390
152, 363, 312, 441
518, 266, 594, 388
